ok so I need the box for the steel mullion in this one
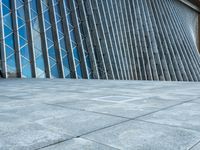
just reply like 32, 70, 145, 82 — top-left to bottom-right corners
24, 0, 36, 78
48, 0, 64, 78
0, 1, 7, 78
37, 0, 51, 78
12, 0, 22, 78
69, 0, 89, 79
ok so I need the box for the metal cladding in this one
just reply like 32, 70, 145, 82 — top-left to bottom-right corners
0, 0, 200, 81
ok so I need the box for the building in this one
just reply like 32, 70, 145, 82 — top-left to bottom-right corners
0, 0, 200, 81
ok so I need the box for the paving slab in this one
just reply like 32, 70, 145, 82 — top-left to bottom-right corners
84, 120, 200, 150
140, 102, 200, 132
55, 98, 182, 119
36, 108, 127, 137
40, 138, 118, 150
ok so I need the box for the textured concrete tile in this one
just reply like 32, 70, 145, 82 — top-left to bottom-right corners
191, 142, 200, 150
140, 103, 200, 132
0, 123, 72, 150
36, 108, 127, 137
57, 98, 180, 119
41, 138, 118, 150
84, 120, 200, 150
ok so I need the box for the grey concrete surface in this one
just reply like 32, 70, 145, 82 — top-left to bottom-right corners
0, 79, 200, 150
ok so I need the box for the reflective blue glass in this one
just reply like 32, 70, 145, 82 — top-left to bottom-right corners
2, 5, 10, 16
2, 0, 11, 9
3, 25, 12, 37
3, 14, 12, 28
18, 26, 28, 39
5, 34, 14, 49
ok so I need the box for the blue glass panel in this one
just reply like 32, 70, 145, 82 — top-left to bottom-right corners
47, 39, 54, 48
57, 21, 63, 32
22, 64, 32, 78
20, 45, 29, 59
31, 18, 40, 31
31, 0, 38, 12
76, 65, 82, 79
18, 25, 27, 39
46, 28, 53, 40
42, 1, 48, 10
31, 10, 38, 19
45, 21, 51, 29
3, 14, 12, 28
36, 56, 45, 70
2, 0, 11, 9
16, 0, 24, 8
48, 46, 56, 58
17, 17, 25, 28
60, 38, 66, 49
63, 56, 70, 68
17, 7, 25, 20
44, 11, 50, 23
49, 58, 56, 67
73, 47, 79, 59
5, 45, 14, 57
19, 37, 27, 47
64, 67, 70, 78
7, 55, 16, 68
51, 65, 59, 78
4, 25, 12, 37
5, 34, 14, 49
3, 5, 10, 16
70, 31, 76, 42
21, 56, 29, 66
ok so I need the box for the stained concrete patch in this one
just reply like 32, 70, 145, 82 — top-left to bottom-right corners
84, 120, 200, 150
140, 103, 200, 132
40, 138, 118, 150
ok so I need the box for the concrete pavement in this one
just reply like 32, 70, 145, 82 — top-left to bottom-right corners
0, 79, 200, 150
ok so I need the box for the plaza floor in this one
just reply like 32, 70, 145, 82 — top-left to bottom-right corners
0, 79, 200, 150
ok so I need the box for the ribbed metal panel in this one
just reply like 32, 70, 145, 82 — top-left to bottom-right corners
0, 0, 200, 81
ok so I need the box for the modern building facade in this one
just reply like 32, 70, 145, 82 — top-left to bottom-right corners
0, 0, 200, 81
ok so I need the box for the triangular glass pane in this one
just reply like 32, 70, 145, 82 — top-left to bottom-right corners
20, 45, 29, 59
2, 0, 11, 9
17, 7, 25, 20
5, 45, 14, 57
18, 25, 27, 39
3, 14, 13, 29
17, 17, 25, 28
22, 64, 32, 78
49, 57, 56, 67
47, 39, 54, 48
19, 36, 27, 47
16, 0, 24, 9
2, 5, 10, 16
7, 54, 16, 68
21, 56, 29, 66
4, 25, 12, 37
5, 34, 14, 49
